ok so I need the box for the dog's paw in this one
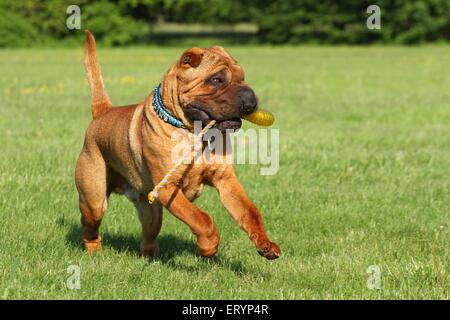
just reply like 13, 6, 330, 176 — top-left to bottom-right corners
83, 236, 102, 255
198, 228, 220, 257
257, 241, 281, 260
140, 241, 160, 259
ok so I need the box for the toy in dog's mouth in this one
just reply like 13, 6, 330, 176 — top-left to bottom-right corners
185, 104, 274, 131
242, 108, 274, 127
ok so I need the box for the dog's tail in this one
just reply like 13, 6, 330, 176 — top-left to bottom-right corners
84, 30, 112, 118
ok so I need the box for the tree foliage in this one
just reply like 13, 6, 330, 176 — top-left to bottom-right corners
0, 0, 448, 47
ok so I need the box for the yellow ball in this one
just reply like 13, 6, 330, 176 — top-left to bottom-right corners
242, 108, 274, 126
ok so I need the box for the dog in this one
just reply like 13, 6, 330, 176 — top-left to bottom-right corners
75, 31, 280, 260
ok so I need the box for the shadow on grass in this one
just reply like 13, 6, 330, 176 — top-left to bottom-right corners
57, 218, 253, 277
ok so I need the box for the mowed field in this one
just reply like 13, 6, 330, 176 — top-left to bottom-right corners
0, 46, 449, 299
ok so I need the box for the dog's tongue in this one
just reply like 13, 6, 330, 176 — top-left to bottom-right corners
215, 118, 242, 131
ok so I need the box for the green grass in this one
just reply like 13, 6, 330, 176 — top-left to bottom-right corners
0, 46, 449, 299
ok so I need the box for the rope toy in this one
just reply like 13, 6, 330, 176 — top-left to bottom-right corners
148, 120, 217, 204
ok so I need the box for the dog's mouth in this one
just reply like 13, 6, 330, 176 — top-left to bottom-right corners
185, 104, 242, 131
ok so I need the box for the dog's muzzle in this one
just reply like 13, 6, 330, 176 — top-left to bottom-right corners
185, 104, 242, 131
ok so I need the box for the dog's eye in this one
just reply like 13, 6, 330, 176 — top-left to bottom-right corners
209, 76, 225, 84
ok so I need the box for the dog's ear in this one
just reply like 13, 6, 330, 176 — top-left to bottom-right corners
180, 47, 204, 68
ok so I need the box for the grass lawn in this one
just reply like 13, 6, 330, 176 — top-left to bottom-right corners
0, 45, 449, 299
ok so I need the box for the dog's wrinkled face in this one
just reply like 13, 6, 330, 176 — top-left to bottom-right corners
174, 46, 257, 131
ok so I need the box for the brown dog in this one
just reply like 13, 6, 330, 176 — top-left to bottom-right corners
75, 31, 280, 260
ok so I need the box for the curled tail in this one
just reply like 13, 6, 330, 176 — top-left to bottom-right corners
84, 30, 112, 118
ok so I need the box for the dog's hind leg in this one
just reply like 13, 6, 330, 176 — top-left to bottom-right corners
75, 151, 109, 255
132, 194, 163, 258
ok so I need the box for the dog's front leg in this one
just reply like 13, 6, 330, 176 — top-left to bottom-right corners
157, 184, 220, 257
211, 167, 281, 260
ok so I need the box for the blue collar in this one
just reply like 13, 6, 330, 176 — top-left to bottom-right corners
152, 83, 186, 129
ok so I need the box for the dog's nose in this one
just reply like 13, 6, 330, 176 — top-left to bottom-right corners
238, 87, 257, 115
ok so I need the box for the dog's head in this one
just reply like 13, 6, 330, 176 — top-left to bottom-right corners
163, 46, 257, 131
